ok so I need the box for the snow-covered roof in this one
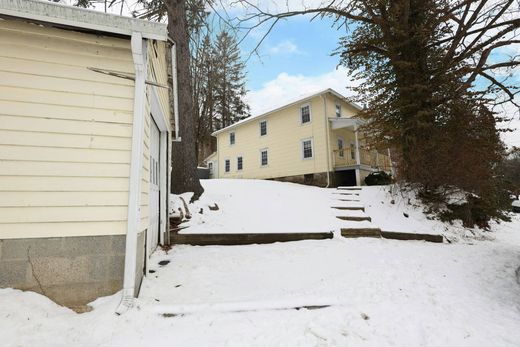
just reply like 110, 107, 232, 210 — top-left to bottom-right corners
212, 88, 362, 136
0, 0, 168, 41
513, 200, 520, 208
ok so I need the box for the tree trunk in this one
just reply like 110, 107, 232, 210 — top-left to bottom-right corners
167, 0, 204, 200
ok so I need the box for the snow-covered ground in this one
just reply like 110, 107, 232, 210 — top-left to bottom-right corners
2, 223, 520, 346
173, 179, 503, 240
2, 180, 520, 346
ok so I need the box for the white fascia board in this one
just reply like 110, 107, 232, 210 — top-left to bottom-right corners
0, 0, 168, 41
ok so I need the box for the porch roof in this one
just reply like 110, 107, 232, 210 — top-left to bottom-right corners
329, 117, 365, 130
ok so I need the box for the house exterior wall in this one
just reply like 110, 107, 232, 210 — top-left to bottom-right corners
213, 92, 360, 184
0, 18, 171, 308
0, 19, 135, 239
215, 96, 330, 180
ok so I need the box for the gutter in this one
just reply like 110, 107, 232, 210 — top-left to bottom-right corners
116, 31, 147, 315
322, 94, 331, 188
169, 39, 181, 142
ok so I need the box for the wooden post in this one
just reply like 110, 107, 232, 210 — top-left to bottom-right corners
354, 124, 361, 186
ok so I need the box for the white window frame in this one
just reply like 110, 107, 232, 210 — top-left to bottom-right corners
208, 161, 214, 175
337, 137, 345, 157
260, 148, 268, 167
237, 156, 243, 171
300, 103, 312, 124
259, 120, 268, 136
229, 132, 235, 145
224, 158, 231, 173
335, 104, 342, 118
301, 138, 314, 160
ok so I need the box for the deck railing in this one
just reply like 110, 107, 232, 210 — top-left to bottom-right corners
332, 148, 391, 171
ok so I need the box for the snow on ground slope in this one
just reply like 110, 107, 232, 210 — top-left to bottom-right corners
178, 179, 342, 234
2, 217, 520, 347
175, 179, 508, 239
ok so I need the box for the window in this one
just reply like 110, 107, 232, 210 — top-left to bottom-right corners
260, 120, 267, 136
229, 132, 235, 145
225, 159, 230, 172
208, 162, 213, 174
300, 104, 311, 124
335, 104, 341, 117
302, 139, 313, 159
350, 143, 356, 160
260, 150, 268, 166
237, 156, 243, 171
337, 138, 344, 157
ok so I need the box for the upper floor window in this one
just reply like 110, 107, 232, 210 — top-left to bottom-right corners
229, 132, 235, 145
260, 149, 268, 166
335, 104, 341, 117
225, 159, 230, 172
260, 120, 267, 136
300, 104, 311, 124
237, 156, 243, 171
302, 139, 313, 159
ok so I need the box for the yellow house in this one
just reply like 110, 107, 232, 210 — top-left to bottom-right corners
208, 89, 392, 186
0, 0, 177, 312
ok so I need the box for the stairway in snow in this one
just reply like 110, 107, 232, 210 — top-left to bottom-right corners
331, 186, 382, 238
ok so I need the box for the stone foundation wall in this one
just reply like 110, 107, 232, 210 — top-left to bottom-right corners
0, 235, 138, 310
270, 172, 329, 187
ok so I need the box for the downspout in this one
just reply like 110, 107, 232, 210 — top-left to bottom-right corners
322, 94, 331, 188
170, 40, 181, 142
354, 123, 361, 186
116, 32, 147, 315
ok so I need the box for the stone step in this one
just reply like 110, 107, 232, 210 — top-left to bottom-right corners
333, 192, 360, 196
341, 228, 382, 238
331, 206, 365, 211
337, 198, 361, 202
336, 216, 372, 222
337, 186, 362, 190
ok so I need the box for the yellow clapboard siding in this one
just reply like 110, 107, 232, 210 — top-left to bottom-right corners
0, 20, 131, 49
0, 130, 132, 150
0, 27, 133, 62
0, 115, 132, 138
0, 191, 129, 207
0, 145, 131, 164
0, 43, 134, 72
0, 56, 133, 87
0, 86, 133, 111
0, 206, 127, 223
0, 221, 127, 239
0, 100, 133, 124
0, 70, 134, 100
0, 176, 129, 192
0, 161, 130, 178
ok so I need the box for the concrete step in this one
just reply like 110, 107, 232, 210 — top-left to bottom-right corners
341, 228, 382, 238
337, 198, 361, 202
336, 216, 372, 222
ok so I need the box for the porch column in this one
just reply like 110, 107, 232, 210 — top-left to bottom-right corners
354, 124, 361, 186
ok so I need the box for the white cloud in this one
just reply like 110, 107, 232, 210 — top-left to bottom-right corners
267, 40, 303, 55
246, 66, 357, 115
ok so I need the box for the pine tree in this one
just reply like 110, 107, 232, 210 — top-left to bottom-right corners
212, 31, 250, 129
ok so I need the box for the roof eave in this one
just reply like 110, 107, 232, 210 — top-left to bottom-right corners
0, 0, 168, 41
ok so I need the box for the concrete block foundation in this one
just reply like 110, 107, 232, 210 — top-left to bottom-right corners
0, 234, 144, 311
